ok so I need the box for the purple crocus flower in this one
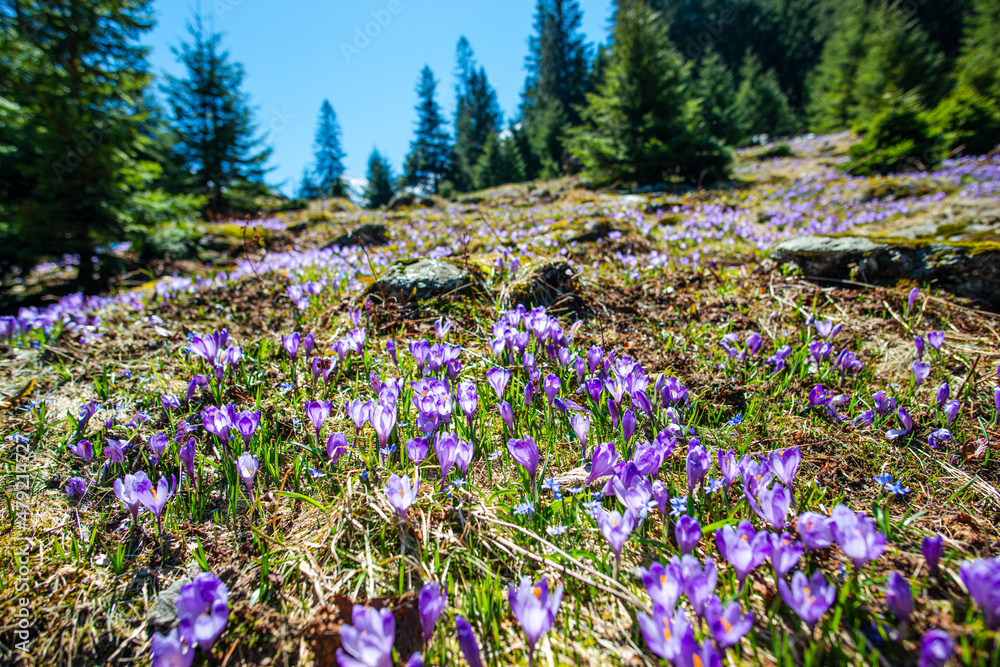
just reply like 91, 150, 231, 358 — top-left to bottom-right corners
405, 436, 428, 464
302, 332, 315, 358
454, 616, 484, 667
386, 340, 398, 368
675, 516, 701, 555
958, 557, 1000, 629
652, 480, 669, 518
137, 474, 176, 533
715, 520, 771, 585
767, 447, 801, 489
104, 438, 125, 465
336, 605, 394, 667
885, 571, 913, 621
587, 442, 618, 484
148, 433, 168, 466
907, 287, 920, 313
68, 439, 93, 463
912, 361, 931, 389
113, 471, 149, 522
621, 409, 636, 444
597, 508, 636, 565
161, 394, 181, 411
569, 412, 590, 454
778, 570, 836, 628
927, 330, 944, 350
796, 512, 834, 551
915, 336, 925, 360
327, 432, 348, 464
507, 435, 540, 482
680, 555, 717, 618
641, 560, 683, 611
704, 596, 753, 649
935, 382, 950, 409
751, 482, 792, 531
541, 373, 560, 405
151, 627, 193, 667
372, 404, 397, 453
498, 401, 514, 432
175, 572, 229, 652
919, 629, 954, 667
456, 381, 478, 421
631, 441, 664, 477
281, 332, 301, 361
922, 534, 943, 573
455, 438, 473, 477
942, 399, 960, 425
685, 440, 710, 494
508, 576, 563, 663
65, 476, 89, 501
829, 504, 886, 568
305, 400, 332, 440
583, 378, 603, 406
486, 367, 510, 400
418, 582, 446, 644
385, 472, 419, 520
927, 428, 952, 448
236, 452, 258, 498
637, 604, 689, 662
718, 450, 739, 487
770, 532, 803, 579
434, 431, 460, 488
872, 391, 892, 414
201, 407, 232, 446
886, 407, 914, 440
179, 438, 196, 482
994, 386, 1000, 423
234, 410, 260, 446
186, 374, 208, 403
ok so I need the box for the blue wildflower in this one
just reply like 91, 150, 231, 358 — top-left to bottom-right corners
514, 501, 535, 517
546, 525, 568, 536
669, 496, 688, 517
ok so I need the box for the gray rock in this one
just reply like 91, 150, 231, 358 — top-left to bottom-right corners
510, 259, 581, 308
368, 259, 475, 302
325, 223, 388, 248
772, 235, 1000, 312
148, 576, 191, 627
560, 219, 620, 244
387, 193, 437, 210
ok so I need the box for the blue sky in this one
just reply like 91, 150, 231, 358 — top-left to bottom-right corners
145, 0, 615, 195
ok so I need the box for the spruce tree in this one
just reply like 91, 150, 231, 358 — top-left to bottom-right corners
297, 168, 321, 200
473, 130, 527, 190
851, 4, 945, 124
0, 0, 156, 282
567, 1, 728, 186
164, 15, 271, 215
402, 66, 451, 193
520, 0, 591, 178
955, 0, 1000, 100
695, 50, 741, 146
806, 0, 871, 132
733, 50, 798, 142
452, 38, 502, 192
312, 100, 346, 198
364, 149, 395, 208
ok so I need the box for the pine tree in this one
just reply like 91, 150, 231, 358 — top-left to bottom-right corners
452, 38, 502, 192
473, 130, 526, 190
403, 66, 451, 193
955, 0, 1000, 100
567, 1, 728, 186
694, 50, 741, 145
164, 15, 271, 215
851, 3, 946, 124
733, 50, 798, 142
520, 0, 591, 178
312, 100, 346, 198
0, 0, 156, 282
364, 149, 395, 208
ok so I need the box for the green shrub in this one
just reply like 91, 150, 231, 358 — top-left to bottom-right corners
927, 85, 1000, 156
844, 96, 939, 175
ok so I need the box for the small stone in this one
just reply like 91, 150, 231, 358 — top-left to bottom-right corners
148, 576, 191, 627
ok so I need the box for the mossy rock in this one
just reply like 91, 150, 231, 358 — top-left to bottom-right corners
508, 259, 580, 309
366, 258, 483, 303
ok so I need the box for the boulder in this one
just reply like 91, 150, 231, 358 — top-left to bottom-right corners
560, 218, 620, 244
367, 259, 477, 302
387, 193, 438, 210
509, 259, 580, 308
325, 223, 388, 248
772, 235, 1000, 311
148, 576, 192, 627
